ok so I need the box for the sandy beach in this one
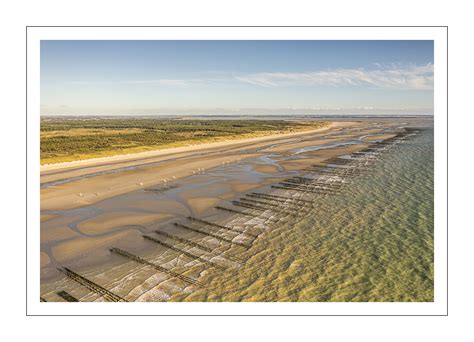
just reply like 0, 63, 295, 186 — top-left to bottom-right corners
41, 123, 343, 211
41, 118, 427, 299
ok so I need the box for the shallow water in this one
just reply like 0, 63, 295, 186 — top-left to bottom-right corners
169, 126, 434, 302
292, 139, 363, 154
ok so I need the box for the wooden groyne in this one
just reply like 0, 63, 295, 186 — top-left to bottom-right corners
231, 201, 270, 212
250, 192, 313, 204
292, 176, 314, 182
306, 167, 366, 178
237, 198, 282, 209
57, 267, 126, 302
271, 185, 326, 194
56, 290, 79, 302
143, 234, 228, 270
325, 157, 354, 165
279, 181, 341, 191
239, 197, 309, 214
187, 216, 258, 238
174, 222, 252, 249
214, 206, 257, 217
244, 194, 312, 208
154, 229, 244, 265
282, 177, 315, 185
154, 229, 214, 253
271, 184, 339, 195
110, 247, 204, 287
304, 167, 348, 175
230, 200, 294, 218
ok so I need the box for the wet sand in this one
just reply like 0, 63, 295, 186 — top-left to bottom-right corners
77, 212, 171, 235
40, 125, 338, 205
40, 118, 428, 301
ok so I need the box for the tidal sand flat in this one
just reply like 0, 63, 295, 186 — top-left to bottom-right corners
40, 117, 433, 302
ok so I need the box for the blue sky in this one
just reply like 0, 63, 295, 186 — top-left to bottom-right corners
41, 40, 434, 115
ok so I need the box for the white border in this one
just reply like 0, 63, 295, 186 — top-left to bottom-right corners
27, 27, 447, 315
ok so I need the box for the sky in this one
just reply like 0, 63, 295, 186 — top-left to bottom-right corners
40, 40, 434, 115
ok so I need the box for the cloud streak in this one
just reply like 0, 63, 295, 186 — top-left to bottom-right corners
118, 79, 203, 86
235, 64, 434, 90
68, 64, 434, 91
70, 79, 203, 86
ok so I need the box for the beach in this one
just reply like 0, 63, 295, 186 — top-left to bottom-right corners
40, 117, 434, 302
41, 122, 337, 211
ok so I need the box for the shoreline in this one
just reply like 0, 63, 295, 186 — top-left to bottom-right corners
40, 122, 354, 212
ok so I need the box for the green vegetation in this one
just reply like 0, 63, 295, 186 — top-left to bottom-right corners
40, 117, 328, 164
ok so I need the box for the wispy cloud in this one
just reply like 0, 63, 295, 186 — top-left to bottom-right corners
67, 64, 434, 90
70, 79, 203, 86
118, 79, 203, 86
235, 64, 434, 90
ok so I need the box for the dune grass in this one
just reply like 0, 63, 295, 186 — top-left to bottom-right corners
40, 117, 329, 164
